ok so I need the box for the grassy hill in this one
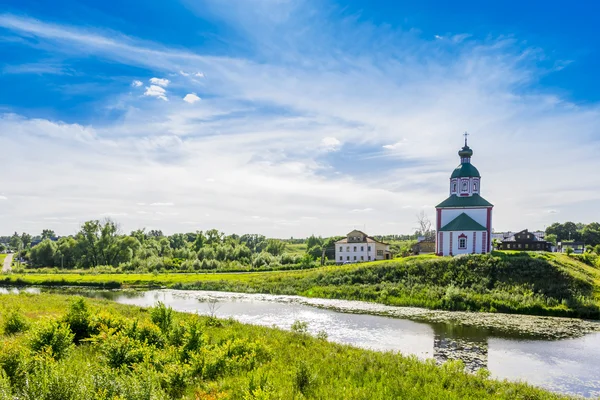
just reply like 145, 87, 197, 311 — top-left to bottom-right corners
3, 252, 600, 319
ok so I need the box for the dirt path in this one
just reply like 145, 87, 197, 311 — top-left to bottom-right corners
2, 253, 13, 273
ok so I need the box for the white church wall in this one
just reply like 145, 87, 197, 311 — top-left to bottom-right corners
440, 208, 488, 228
440, 231, 486, 256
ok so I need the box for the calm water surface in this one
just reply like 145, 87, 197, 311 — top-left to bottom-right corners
3, 287, 600, 397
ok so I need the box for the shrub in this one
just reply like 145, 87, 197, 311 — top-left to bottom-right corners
0, 341, 28, 387
100, 332, 150, 369
0, 369, 11, 399
28, 320, 74, 360
3, 309, 29, 335
160, 363, 192, 398
126, 321, 166, 347
150, 302, 173, 334
291, 320, 308, 335
294, 361, 315, 395
62, 297, 92, 343
180, 319, 205, 361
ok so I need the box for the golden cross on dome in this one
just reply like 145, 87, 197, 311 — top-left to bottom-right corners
463, 131, 469, 146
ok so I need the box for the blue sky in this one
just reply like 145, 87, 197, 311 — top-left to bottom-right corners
1, 0, 600, 237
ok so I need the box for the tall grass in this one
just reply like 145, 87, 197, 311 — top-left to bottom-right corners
0, 293, 569, 399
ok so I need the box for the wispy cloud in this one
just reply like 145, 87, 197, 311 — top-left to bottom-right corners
0, 6, 599, 236
131, 80, 143, 87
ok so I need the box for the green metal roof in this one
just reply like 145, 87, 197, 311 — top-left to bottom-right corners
439, 213, 487, 232
436, 194, 493, 208
451, 163, 480, 178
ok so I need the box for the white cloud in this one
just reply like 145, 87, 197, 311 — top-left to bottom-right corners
179, 70, 189, 76
0, 195, 7, 200
149, 77, 170, 87
351, 208, 374, 213
183, 93, 201, 103
195, 72, 204, 78
321, 137, 341, 152
144, 85, 168, 101
1, 11, 600, 237
382, 141, 404, 150
150, 202, 174, 206
131, 80, 143, 87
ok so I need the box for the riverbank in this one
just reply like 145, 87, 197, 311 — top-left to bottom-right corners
0, 293, 572, 399
3, 253, 600, 320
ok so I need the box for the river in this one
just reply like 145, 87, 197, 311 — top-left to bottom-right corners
2, 287, 600, 397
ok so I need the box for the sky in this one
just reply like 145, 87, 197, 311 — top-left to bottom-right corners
1, 0, 600, 238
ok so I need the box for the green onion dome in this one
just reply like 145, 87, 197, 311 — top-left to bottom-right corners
458, 145, 473, 158
451, 163, 480, 178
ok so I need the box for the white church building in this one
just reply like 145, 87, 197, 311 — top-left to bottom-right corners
436, 136, 493, 256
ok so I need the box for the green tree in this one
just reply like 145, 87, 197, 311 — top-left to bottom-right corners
29, 239, 58, 267
41, 229, 57, 240
169, 233, 187, 250
306, 235, 323, 249
9, 232, 22, 251
545, 234, 557, 246
55, 236, 78, 269
581, 222, 600, 247
20, 233, 32, 249
594, 244, 600, 255
264, 239, 286, 256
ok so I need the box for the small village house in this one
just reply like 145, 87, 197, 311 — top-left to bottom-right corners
335, 230, 391, 263
499, 229, 552, 251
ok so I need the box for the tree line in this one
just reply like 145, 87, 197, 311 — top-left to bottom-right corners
545, 221, 600, 252
3, 220, 318, 272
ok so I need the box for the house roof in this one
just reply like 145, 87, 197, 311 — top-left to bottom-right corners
436, 194, 493, 208
335, 236, 389, 245
439, 213, 487, 232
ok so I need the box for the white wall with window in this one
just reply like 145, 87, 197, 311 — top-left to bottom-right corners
337, 244, 374, 262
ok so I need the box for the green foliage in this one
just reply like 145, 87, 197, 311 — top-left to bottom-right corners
0, 293, 572, 399
291, 320, 309, 335
62, 297, 92, 343
99, 331, 150, 368
2, 309, 29, 335
294, 360, 315, 396
150, 302, 173, 333
28, 320, 74, 360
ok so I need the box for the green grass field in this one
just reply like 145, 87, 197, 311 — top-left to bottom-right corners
0, 293, 569, 399
284, 243, 307, 255
3, 252, 600, 319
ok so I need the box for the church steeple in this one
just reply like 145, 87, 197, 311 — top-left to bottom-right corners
458, 132, 473, 163
449, 133, 481, 197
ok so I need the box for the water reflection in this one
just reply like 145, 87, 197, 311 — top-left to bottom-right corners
1, 287, 599, 397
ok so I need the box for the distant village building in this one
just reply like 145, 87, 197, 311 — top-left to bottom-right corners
499, 229, 552, 251
436, 135, 493, 256
412, 236, 436, 255
557, 241, 585, 254
335, 230, 391, 263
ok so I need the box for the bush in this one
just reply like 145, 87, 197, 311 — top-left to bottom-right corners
126, 321, 166, 347
3, 309, 29, 335
28, 320, 74, 360
100, 332, 150, 369
62, 297, 92, 343
0, 342, 28, 387
294, 361, 315, 395
150, 302, 173, 334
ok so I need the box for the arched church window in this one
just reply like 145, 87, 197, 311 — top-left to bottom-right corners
462, 180, 468, 191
